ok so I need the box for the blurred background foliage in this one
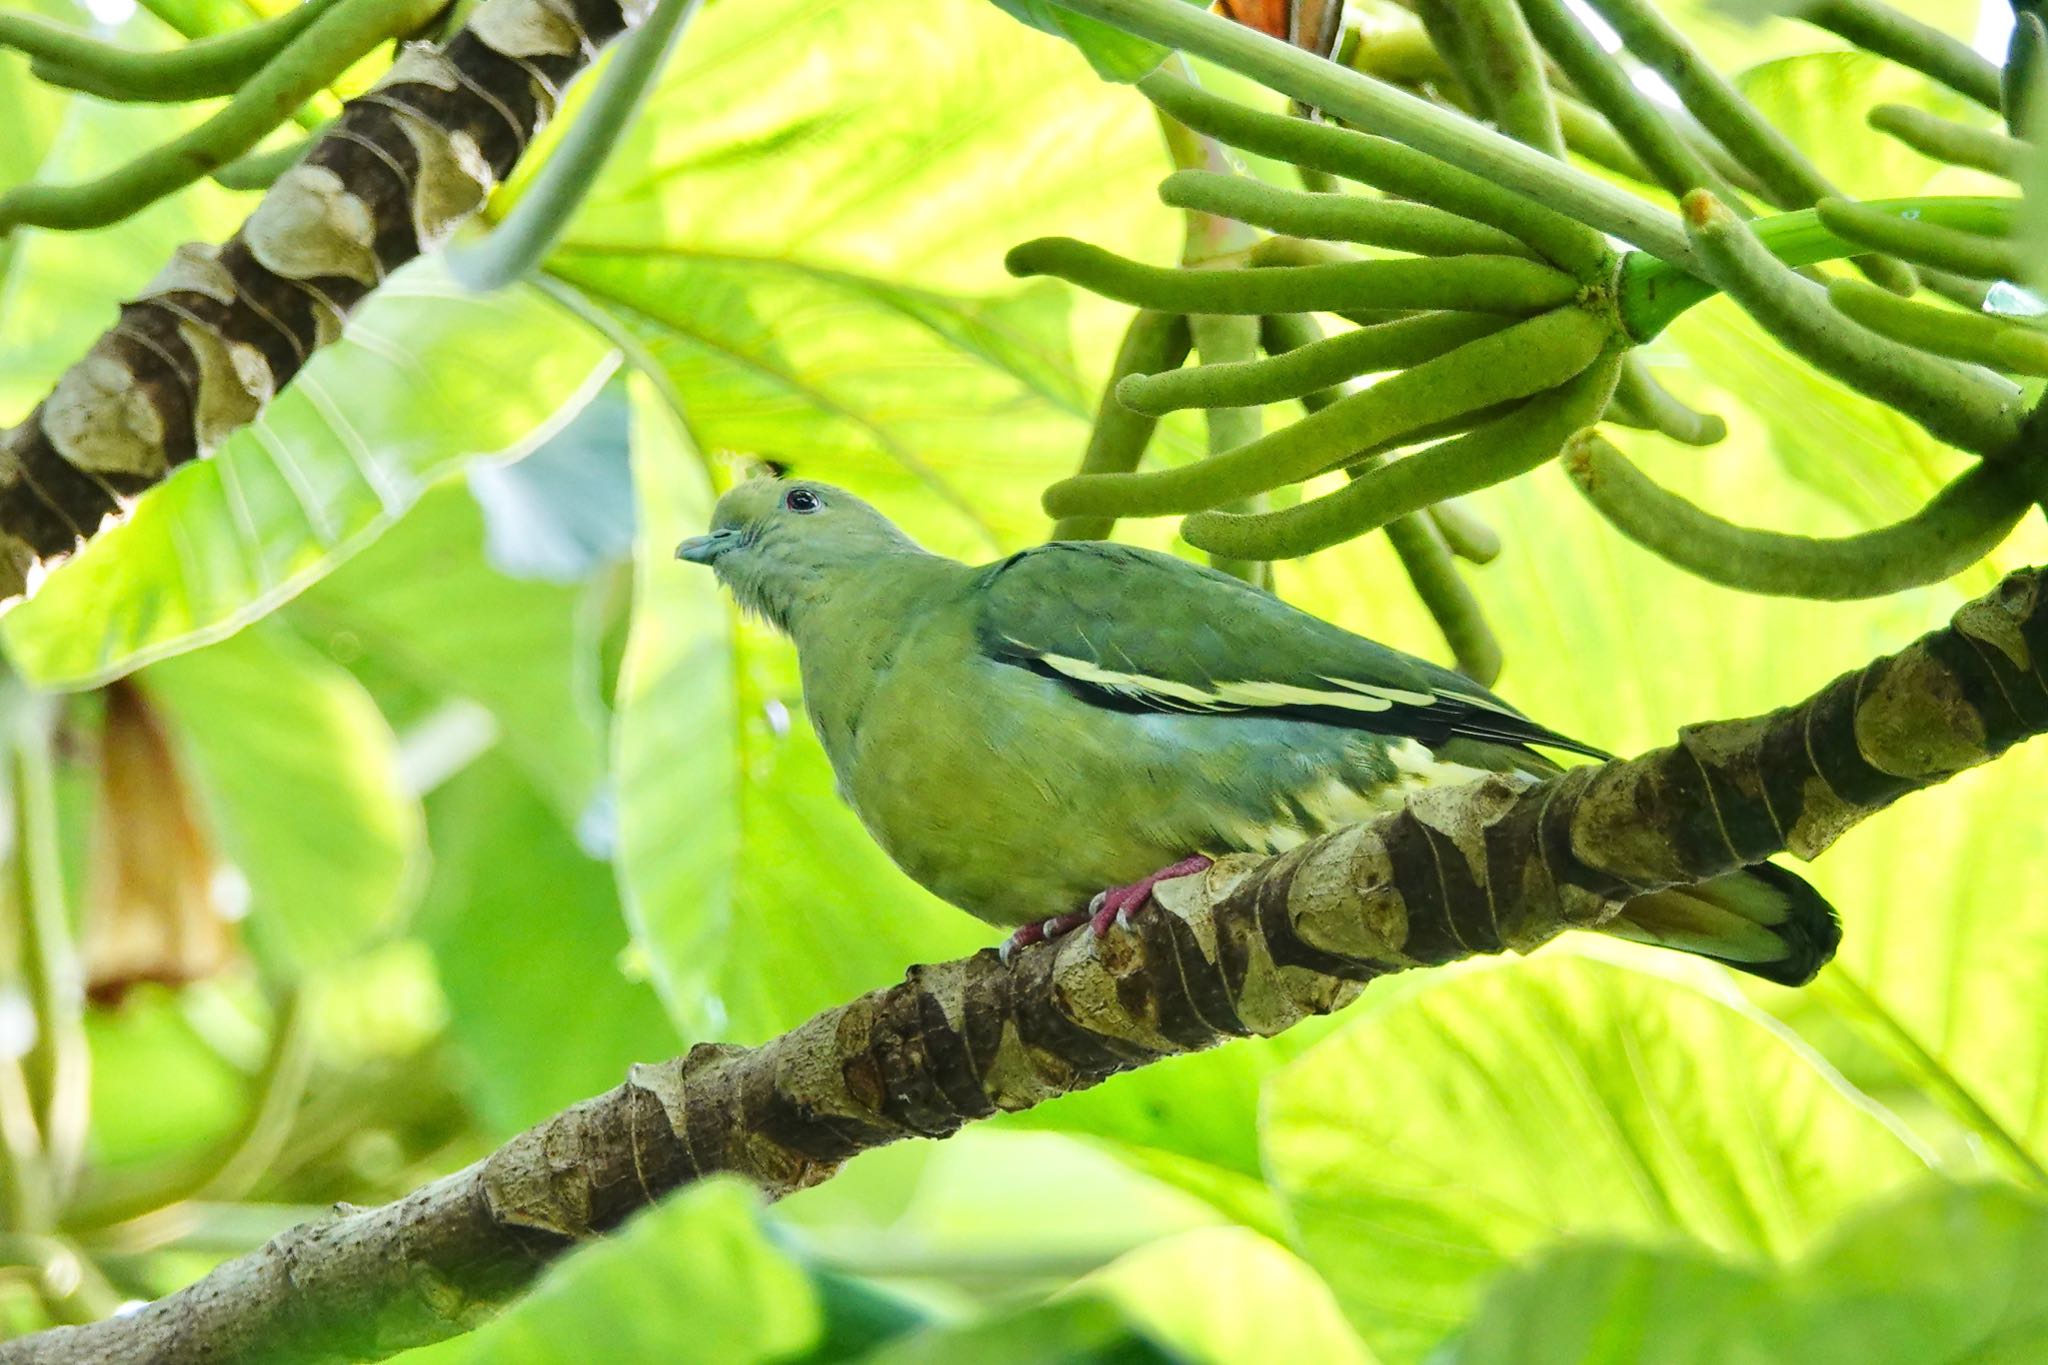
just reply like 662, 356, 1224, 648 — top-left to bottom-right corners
2, 0, 2047, 1357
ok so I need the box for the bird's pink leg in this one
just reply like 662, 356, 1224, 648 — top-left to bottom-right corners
1089, 855, 1214, 937
997, 856, 1215, 963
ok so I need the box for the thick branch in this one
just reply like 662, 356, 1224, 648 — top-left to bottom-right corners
0, 0, 647, 598
12, 564, 2048, 1364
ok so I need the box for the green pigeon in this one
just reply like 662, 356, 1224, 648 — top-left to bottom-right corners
676, 477, 1839, 983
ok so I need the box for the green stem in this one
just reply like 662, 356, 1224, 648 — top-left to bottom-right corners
1518, 0, 1743, 207
2007, 12, 2048, 136
1677, 192, 2022, 460
1607, 356, 1726, 445
1142, 68, 1613, 278
1048, 310, 1191, 541
1116, 310, 1507, 413
209, 134, 316, 192
1043, 304, 1613, 518
0, 0, 349, 102
1426, 498, 1501, 563
1816, 196, 2024, 283
0, 1052, 48, 1234
1180, 347, 1620, 559
1581, 0, 1915, 294
0, 0, 444, 234
1418, 0, 1565, 157
1157, 170, 1537, 259
1868, 104, 2027, 177
1046, 0, 1696, 264
1341, 23, 1766, 198
449, 0, 701, 291
1006, 236, 1578, 315
1567, 432, 2030, 598
1619, 195, 2018, 339
1827, 279, 2048, 377
197, 989, 314, 1202
1261, 311, 1505, 567
1188, 312, 1269, 587
69, 988, 317, 1234
1801, 0, 2002, 111
1385, 513, 1502, 684
0, 1233, 124, 1326
13, 710, 86, 1217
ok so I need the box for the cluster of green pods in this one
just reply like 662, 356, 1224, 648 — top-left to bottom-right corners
1012, 69, 1634, 608
1021, 0, 2048, 624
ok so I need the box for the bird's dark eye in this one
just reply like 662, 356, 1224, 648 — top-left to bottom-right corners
784, 487, 822, 514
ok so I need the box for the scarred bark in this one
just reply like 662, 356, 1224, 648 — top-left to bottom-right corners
0, 0, 645, 598
9, 564, 2047, 1364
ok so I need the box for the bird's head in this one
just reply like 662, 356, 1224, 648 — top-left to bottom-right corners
675, 477, 922, 631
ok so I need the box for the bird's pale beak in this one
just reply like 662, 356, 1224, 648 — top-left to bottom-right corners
675, 529, 740, 564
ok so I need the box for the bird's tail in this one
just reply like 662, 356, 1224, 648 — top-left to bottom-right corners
1598, 863, 1841, 986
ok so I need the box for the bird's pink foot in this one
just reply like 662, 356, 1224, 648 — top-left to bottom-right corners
999, 907, 1092, 964
997, 857, 1214, 963
1088, 855, 1214, 937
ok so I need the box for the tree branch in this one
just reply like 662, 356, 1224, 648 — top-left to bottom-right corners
11, 562, 2048, 1364
0, 0, 647, 599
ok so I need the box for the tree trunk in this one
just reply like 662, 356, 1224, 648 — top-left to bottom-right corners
0, 0, 644, 597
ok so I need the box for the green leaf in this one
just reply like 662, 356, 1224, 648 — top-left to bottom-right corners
1737, 51, 2012, 200
1261, 953, 1929, 1363
1080, 1226, 1380, 1364
399, 1179, 824, 1365
982, 0, 1168, 81
612, 383, 982, 1041
1448, 1180, 2048, 1364
466, 379, 637, 584
1003, 980, 1443, 1234
1812, 743, 2048, 1186
142, 624, 423, 974
2, 269, 613, 690
290, 479, 611, 822
526, 0, 1189, 556
856, 1294, 1174, 1364
414, 753, 676, 1135
548, 0, 1174, 298
545, 260, 1082, 558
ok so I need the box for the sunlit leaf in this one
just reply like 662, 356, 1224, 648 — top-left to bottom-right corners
1081, 1226, 1379, 1364
549, 0, 1174, 298
1813, 744, 2048, 1185
1261, 954, 1929, 1362
1738, 50, 2012, 200
401, 1179, 823, 1365
857, 1293, 1174, 1364
1447, 1180, 2048, 1364
2, 269, 613, 690
981, 0, 1168, 81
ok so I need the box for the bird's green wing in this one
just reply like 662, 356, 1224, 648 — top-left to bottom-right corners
973, 542, 1604, 759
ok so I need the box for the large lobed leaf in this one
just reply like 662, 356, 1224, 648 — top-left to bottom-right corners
1261, 954, 1930, 1363
1447, 1180, 2048, 1363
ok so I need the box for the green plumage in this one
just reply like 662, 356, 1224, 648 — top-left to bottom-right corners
677, 478, 1839, 985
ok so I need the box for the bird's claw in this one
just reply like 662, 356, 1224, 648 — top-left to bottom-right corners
1000, 857, 1215, 963
999, 907, 1091, 964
